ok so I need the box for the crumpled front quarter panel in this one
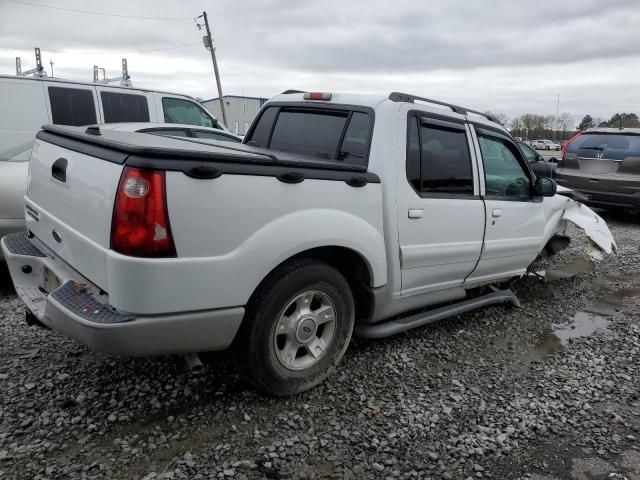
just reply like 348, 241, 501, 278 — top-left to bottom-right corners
562, 202, 617, 255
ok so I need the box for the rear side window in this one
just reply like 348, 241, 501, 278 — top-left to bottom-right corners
101, 92, 149, 123
247, 107, 278, 147
246, 106, 373, 165
48, 87, 97, 126
568, 133, 640, 160
339, 112, 371, 163
162, 97, 216, 128
406, 116, 474, 195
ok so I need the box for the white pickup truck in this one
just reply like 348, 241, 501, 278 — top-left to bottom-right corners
1, 91, 616, 396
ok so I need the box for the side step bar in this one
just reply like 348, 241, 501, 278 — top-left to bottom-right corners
355, 289, 519, 339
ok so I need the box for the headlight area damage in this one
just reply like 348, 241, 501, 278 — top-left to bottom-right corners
546, 187, 617, 261
562, 202, 617, 260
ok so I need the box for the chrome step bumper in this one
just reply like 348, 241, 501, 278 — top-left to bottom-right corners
1, 232, 244, 356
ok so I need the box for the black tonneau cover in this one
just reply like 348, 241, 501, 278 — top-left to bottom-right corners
38, 124, 368, 173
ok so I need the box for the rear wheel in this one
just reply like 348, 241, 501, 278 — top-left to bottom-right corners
231, 259, 355, 396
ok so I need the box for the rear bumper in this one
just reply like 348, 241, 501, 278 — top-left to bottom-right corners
555, 177, 640, 208
1, 232, 244, 356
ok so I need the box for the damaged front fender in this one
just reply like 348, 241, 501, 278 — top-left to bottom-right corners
562, 201, 617, 258
539, 186, 617, 261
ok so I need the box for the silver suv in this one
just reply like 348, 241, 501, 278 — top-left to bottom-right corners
556, 128, 640, 210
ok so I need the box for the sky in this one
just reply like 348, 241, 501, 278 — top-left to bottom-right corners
1, 0, 639, 125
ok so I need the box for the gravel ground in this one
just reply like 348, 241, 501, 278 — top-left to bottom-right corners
0, 212, 639, 480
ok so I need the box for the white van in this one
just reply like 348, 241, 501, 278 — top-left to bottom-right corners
0, 75, 226, 161
0, 75, 226, 254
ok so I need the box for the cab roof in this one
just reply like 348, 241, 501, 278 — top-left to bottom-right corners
269, 90, 507, 132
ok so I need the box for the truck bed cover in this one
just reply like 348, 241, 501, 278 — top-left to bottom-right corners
37, 124, 370, 173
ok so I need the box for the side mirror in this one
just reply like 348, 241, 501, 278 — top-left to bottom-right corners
536, 154, 545, 162
534, 177, 557, 197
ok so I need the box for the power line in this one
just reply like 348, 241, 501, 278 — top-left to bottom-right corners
0, 42, 201, 54
5, 0, 192, 21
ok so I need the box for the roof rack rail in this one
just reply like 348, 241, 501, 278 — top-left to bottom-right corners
388, 92, 499, 124
281, 89, 306, 94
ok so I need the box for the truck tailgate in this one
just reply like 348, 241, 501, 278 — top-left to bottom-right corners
26, 138, 125, 289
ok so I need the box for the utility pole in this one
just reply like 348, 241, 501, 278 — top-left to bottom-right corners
196, 11, 228, 127
556, 93, 560, 118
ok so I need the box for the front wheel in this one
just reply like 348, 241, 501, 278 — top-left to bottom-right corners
231, 259, 355, 396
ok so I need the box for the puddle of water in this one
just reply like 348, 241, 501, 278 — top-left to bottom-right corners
519, 269, 637, 374
552, 311, 610, 345
591, 275, 640, 313
529, 330, 563, 359
546, 259, 593, 282
527, 312, 611, 365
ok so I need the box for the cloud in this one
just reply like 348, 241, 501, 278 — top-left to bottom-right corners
1, 0, 639, 119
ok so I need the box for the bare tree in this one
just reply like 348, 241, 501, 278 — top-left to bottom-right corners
557, 112, 574, 136
543, 115, 558, 133
484, 110, 509, 126
509, 117, 524, 132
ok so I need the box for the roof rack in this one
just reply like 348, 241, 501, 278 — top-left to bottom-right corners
388, 92, 499, 124
281, 89, 306, 94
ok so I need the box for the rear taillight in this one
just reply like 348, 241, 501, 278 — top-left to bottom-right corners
111, 167, 176, 258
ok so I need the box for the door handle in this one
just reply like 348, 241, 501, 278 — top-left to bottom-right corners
492, 209, 503, 218
408, 209, 423, 219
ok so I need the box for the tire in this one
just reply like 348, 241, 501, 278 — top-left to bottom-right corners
231, 258, 355, 396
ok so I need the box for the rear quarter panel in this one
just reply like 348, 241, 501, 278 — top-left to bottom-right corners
105, 173, 387, 315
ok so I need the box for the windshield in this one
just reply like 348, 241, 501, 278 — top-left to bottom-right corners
162, 97, 217, 128
567, 133, 640, 160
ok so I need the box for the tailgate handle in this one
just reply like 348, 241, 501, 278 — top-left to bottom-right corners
185, 166, 222, 179
51, 158, 68, 183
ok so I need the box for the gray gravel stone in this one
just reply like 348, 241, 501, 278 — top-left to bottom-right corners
0, 217, 638, 479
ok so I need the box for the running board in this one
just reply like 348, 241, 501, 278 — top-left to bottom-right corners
355, 289, 519, 339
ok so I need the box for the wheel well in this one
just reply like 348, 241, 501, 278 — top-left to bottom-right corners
255, 247, 374, 324
294, 247, 374, 323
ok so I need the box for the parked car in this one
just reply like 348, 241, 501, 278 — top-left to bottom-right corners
517, 141, 556, 177
556, 127, 640, 210
0, 123, 238, 260
530, 139, 561, 151
1, 91, 615, 395
561, 131, 582, 153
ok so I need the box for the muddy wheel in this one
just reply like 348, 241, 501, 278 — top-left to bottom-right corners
231, 258, 354, 396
